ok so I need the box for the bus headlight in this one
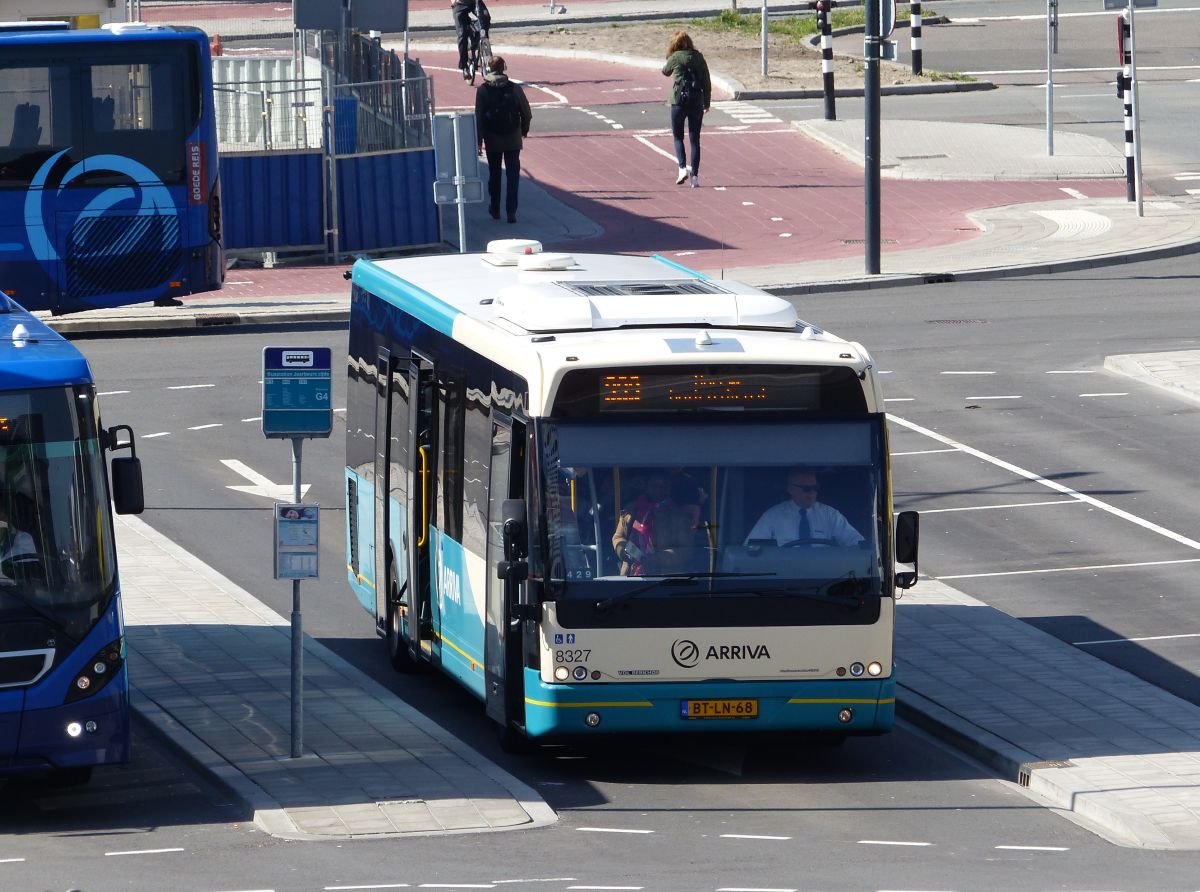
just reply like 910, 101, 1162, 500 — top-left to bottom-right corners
572, 666, 588, 681
867, 661, 883, 677
553, 666, 570, 681
849, 662, 865, 677
66, 639, 124, 703
66, 722, 83, 738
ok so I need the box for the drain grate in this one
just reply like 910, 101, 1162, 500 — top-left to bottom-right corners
1018, 759, 1073, 787
841, 239, 899, 245
896, 153, 951, 160
927, 319, 988, 325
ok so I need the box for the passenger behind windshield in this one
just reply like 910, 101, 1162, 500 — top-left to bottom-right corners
744, 466, 864, 547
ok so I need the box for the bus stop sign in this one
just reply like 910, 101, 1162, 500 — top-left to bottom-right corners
262, 347, 333, 438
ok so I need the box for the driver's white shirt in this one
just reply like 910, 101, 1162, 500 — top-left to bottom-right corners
0, 527, 36, 565
744, 500, 864, 547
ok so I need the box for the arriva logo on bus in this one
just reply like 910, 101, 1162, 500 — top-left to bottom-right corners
436, 548, 463, 611
672, 639, 771, 668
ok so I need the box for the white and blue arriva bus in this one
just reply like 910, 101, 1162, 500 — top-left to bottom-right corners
0, 299, 144, 783
344, 241, 919, 747
0, 22, 222, 315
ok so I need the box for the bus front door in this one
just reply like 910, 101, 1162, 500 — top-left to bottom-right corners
406, 354, 438, 655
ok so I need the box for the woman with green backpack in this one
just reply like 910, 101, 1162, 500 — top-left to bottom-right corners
662, 31, 712, 188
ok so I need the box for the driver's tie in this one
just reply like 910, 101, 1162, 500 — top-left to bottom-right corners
797, 508, 811, 542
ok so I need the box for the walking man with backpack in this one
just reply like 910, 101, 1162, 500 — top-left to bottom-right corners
662, 30, 711, 188
475, 56, 533, 223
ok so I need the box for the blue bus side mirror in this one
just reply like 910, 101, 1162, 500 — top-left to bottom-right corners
894, 510, 918, 590
107, 424, 144, 515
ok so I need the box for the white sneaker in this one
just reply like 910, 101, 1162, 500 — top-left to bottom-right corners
690, 174, 700, 188
675, 167, 689, 185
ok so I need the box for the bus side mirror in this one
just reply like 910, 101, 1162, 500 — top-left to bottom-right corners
894, 510, 918, 590
499, 498, 537, 619
107, 424, 144, 515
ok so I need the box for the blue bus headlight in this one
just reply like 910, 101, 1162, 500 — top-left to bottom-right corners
65, 639, 124, 703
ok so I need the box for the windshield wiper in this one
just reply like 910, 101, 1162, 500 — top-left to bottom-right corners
745, 574, 874, 608
593, 572, 776, 613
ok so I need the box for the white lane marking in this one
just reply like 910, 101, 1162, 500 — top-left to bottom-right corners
567, 887, 645, 891
884, 397, 915, 402
1186, 188, 1200, 195
891, 448, 958, 456
941, 370, 994, 375
994, 845, 1070, 851
891, 413, 1200, 550
1079, 392, 1129, 397
939, 557, 1200, 581
0, 858, 26, 863
779, 232, 792, 238
98, 390, 130, 396
1046, 369, 1096, 374
419, 886, 495, 890
916, 499, 1080, 513
1075, 631, 1200, 646
720, 833, 792, 840
634, 134, 677, 163
242, 416, 262, 422
571, 105, 621, 129
576, 827, 654, 834
188, 423, 222, 431
166, 384, 214, 390
857, 839, 932, 846
142, 432, 171, 438
524, 81, 567, 104
1059, 187, 1087, 199
221, 459, 312, 500
326, 885, 411, 890
104, 847, 185, 856
491, 881, 576, 886
917, 499, 1081, 514
964, 395, 1022, 400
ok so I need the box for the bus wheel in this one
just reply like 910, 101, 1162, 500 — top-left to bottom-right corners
387, 579, 419, 673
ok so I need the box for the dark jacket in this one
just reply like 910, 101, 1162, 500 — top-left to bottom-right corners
474, 72, 533, 153
662, 48, 711, 110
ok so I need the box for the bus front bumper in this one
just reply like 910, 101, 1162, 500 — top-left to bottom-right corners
522, 669, 895, 738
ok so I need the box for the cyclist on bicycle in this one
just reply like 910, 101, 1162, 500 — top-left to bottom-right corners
452, 0, 491, 78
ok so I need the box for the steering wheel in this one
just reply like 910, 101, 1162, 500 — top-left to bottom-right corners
782, 538, 837, 548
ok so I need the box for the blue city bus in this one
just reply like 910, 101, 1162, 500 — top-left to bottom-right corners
0, 22, 222, 315
0, 298, 144, 783
344, 242, 919, 748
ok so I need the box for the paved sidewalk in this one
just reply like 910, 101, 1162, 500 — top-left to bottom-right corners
119, 513, 556, 841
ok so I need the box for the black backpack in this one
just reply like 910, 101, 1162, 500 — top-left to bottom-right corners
482, 83, 521, 134
676, 63, 702, 110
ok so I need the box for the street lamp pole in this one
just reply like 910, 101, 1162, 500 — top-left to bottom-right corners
864, 0, 881, 274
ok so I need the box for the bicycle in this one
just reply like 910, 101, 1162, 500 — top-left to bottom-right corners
462, 0, 492, 85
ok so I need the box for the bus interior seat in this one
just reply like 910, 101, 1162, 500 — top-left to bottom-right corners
8, 103, 42, 148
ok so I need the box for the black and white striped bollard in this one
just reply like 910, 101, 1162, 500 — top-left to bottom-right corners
910, 1, 922, 75
817, 0, 836, 121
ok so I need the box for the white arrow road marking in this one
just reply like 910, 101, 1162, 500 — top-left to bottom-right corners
222, 459, 310, 500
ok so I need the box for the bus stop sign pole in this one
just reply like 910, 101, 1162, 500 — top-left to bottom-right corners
262, 347, 333, 758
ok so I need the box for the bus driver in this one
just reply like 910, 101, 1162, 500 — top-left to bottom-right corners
745, 467, 864, 547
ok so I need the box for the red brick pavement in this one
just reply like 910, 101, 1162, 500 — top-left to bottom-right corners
523, 126, 1129, 272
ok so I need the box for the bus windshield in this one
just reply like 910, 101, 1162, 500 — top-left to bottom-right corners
0, 386, 117, 645
537, 417, 887, 623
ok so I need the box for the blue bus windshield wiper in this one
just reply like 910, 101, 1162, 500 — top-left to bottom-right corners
593, 571, 776, 613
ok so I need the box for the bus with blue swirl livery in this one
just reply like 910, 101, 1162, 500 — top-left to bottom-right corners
0, 298, 145, 783
344, 242, 919, 747
0, 22, 222, 315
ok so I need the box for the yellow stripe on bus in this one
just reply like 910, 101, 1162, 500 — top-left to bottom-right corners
787, 698, 895, 705
432, 630, 481, 672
